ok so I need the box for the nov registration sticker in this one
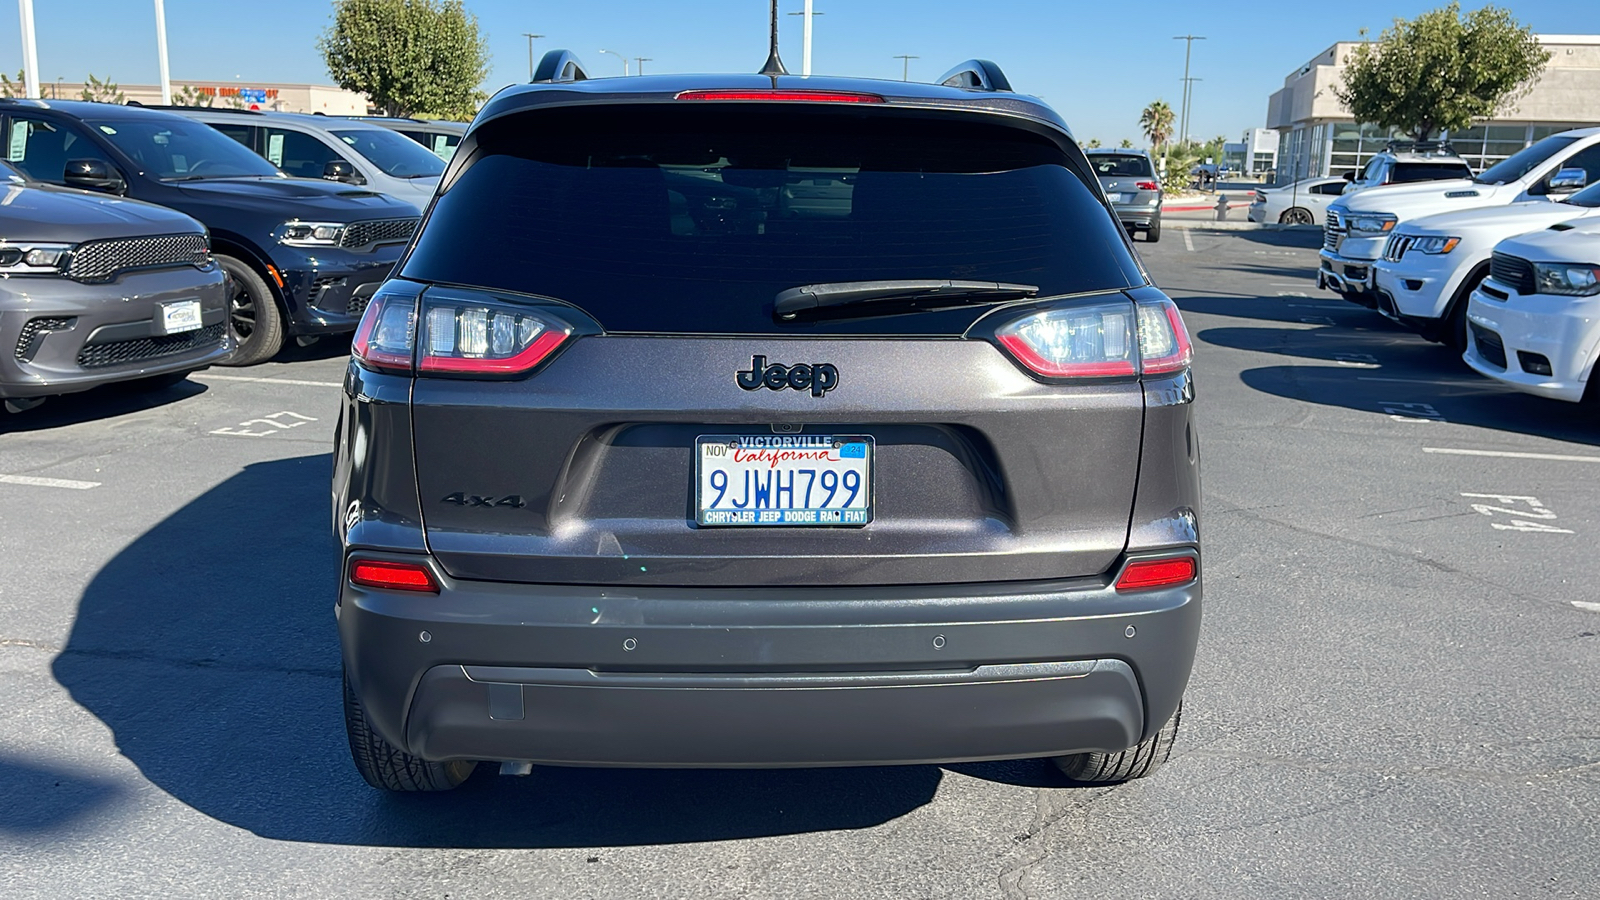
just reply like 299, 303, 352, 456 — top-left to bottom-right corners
695, 434, 874, 527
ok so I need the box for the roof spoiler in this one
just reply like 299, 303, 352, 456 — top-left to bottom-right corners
937, 59, 1012, 92
532, 50, 590, 84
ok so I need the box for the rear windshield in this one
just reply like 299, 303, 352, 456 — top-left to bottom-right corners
1391, 161, 1473, 183
1087, 154, 1154, 178
402, 106, 1142, 335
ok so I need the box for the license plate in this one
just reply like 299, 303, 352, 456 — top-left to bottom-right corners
1109, 192, 1132, 203
156, 299, 203, 335
696, 434, 873, 527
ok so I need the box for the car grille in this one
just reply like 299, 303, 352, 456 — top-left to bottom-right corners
1470, 323, 1507, 370
1323, 209, 1345, 252
340, 218, 418, 250
1489, 252, 1535, 294
76, 323, 226, 369
14, 316, 77, 362
1382, 234, 1416, 263
64, 233, 209, 283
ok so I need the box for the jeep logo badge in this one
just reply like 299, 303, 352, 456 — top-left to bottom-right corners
736, 355, 839, 397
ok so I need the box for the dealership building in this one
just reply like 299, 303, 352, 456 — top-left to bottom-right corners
35, 80, 368, 115
1266, 35, 1600, 182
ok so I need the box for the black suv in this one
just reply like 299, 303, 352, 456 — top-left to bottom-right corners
334, 53, 1202, 791
0, 99, 421, 365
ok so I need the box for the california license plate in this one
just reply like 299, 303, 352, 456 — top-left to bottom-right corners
696, 434, 873, 527
156, 299, 203, 335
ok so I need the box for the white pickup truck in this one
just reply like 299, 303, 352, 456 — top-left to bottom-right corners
1318, 127, 1600, 306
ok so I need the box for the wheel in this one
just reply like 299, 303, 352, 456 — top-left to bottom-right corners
1051, 701, 1181, 784
1145, 216, 1161, 243
216, 254, 285, 367
1279, 207, 1314, 225
344, 670, 476, 791
1440, 272, 1485, 352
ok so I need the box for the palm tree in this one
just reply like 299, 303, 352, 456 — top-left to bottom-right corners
1119, 138, 1133, 149
1139, 100, 1175, 154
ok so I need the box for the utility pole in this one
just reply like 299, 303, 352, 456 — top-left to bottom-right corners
598, 49, 629, 76
522, 33, 544, 81
1172, 35, 1205, 147
154, 0, 172, 104
634, 58, 652, 75
1180, 76, 1202, 144
18, 0, 40, 98
787, 3, 823, 77
893, 54, 918, 82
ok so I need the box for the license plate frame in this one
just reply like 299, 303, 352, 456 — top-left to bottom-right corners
695, 434, 874, 528
154, 299, 204, 336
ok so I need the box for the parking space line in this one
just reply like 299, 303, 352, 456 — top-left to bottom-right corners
1573, 601, 1600, 613
0, 474, 100, 490
1182, 231, 1195, 252
1424, 447, 1600, 464
194, 374, 343, 388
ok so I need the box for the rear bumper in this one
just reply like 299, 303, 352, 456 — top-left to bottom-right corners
339, 554, 1201, 767
1112, 203, 1160, 229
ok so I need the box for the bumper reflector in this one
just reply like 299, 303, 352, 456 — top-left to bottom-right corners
350, 559, 439, 593
1115, 557, 1197, 591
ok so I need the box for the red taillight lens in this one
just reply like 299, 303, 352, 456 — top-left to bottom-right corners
351, 288, 418, 373
675, 89, 885, 103
1135, 181, 1160, 191
1114, 556, 1197, 591
1135, 298, 1193, 374
349, 559, 439, 593
417, 290, 574, 376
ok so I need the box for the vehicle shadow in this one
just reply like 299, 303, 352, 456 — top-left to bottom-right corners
0, 755, 126, 841
1178, 294, 1388, 328
0, 378, 208, 434
52, 454, 963, 847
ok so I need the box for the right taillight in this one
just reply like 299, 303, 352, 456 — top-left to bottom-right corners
1115, 556, 1197, 591
352, 286, 575, 377
995, 296, 1192, 379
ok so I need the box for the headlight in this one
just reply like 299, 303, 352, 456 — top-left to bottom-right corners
274, 221, 347, 247
0, 242, 74, 275
1533, 262, 1600, 296
1348, 214, 1398, 235
1410, 235, 1460, 255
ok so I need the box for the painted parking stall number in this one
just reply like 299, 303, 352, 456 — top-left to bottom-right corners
1460, 493, 1574, 534
1380, 401, 1445, 423
211, 410, 318, 437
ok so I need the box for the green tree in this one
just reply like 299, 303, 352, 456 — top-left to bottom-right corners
173, 85, 214, 107
1139, 100, 1175, 154
1119, 138, 1133, 149
1085, 138, 1102, 149
1335, 3, 1550, 141
0, 70, 25, 98
319, 0, 490, 120
79, 73, 126, 104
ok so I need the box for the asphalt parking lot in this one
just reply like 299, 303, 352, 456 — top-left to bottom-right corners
2, 229, 1597, 899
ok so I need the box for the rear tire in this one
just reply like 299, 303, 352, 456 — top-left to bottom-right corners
216, 254, 285, 367
1279, 207, 1314, 225
1051, 701, 1181, 784
344, 670, 476, 792
1145, 216, 1162, 243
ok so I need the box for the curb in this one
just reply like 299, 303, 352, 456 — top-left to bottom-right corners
1164, 220, 1321, 232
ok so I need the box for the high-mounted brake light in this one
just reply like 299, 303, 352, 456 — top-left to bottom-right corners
674, 89, 885, 104
350, 559, 439, 593
1114, 556, 1197, 591
994, 296, 1193, 379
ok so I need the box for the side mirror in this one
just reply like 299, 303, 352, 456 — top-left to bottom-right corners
1342, 171, 1356, 182
1549, 167, 1588, 193
64, 158, 125, 194
322, 159, 363, 184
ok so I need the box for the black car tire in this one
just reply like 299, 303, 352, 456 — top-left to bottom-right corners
1439, 271, 1486, 352
216, 254, 285, 367
1280, 207, 1314, 225
344, 670, 476, 791
1051, 700, 1181, 784
1145, 216, 1162, 243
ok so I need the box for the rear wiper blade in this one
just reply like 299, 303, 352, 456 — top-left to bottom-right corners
774, 279, 1039, 320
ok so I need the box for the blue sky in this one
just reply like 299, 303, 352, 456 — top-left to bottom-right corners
4, 1, 1594, 146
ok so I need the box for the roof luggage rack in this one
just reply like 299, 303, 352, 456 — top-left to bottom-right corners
1384, 139, 1456, 156
532, 50, 590, 84
937, 60, 1013, 92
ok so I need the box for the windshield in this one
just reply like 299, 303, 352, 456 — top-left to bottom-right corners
1087, 154, 1154, 178
1475, 135, 1577, 185
402, 106, 1143, 336
1391, 161, 1474, 183
89, 119, 280, 180
331, 129, 445, 178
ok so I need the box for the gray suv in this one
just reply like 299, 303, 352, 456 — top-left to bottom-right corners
1086, 149, 1162, 241
333, 55, 1202, 791
0, 160, 228, 413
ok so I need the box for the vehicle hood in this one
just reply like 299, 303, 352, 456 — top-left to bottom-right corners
403, 176, 440, 196
0, 180, 203, 243
1332, 178, 1510, 218
175, 176, 421, 218
1494, 218, 1600, 264
1400, 200, 1599, 237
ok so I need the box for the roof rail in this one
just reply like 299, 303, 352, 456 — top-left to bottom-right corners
936, 59, 1012, 92
1384, 139, 1456, 156
126, 101, 265, 114
532, 50, 590, 84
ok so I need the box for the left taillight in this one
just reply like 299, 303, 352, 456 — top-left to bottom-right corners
1135, 181, 1160, 192
349, 559, 439, 593
994, 296, 1193, 379
352, 287, 575, 377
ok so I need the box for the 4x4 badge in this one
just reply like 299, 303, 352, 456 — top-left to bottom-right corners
736, 355, 839, 397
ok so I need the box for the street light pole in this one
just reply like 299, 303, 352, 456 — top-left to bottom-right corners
893, 54, 918, 82
18, 0, 40, 98
787, 3, 822, 76
634, 58, 652, 75
154, 0, 172, 104
598, 49, 629, 77
522, 33, 544, 81
1172, 35, 1205, 148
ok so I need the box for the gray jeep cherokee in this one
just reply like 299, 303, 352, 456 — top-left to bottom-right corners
333, 53, 1202, 791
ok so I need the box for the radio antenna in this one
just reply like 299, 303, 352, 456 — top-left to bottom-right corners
759, 0, 788, 76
